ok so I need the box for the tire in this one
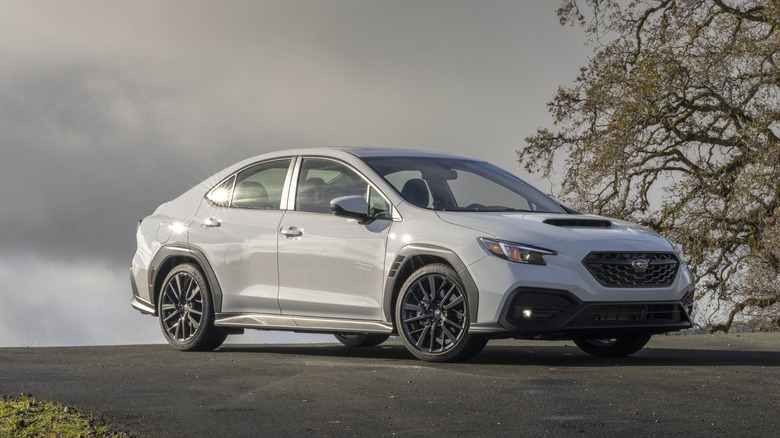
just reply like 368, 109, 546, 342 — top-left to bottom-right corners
395, 264, 487, 362
158, 263, 227, 351
572, 333, 653, 357
334, 333, 391, 347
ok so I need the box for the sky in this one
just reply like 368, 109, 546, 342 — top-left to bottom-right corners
0, 0, 591, 347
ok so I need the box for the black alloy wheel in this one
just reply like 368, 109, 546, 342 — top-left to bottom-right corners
395, 264, 487, 362
158, 263, 227, 351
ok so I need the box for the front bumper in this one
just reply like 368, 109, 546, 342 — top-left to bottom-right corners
488, 287, 693, 339
130, 267, 156, 315
467, 251, 695, 338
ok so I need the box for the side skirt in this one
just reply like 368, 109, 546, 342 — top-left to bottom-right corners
214, 313, 393, 334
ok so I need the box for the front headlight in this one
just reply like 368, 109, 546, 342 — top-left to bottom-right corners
480, 238, 556, 265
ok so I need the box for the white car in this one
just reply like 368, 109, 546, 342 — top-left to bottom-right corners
130, 148, 694, 362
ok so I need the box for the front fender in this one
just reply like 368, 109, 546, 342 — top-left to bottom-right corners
382, 244, 479, 325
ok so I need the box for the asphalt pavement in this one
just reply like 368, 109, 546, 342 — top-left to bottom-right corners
1, 333, 778, 437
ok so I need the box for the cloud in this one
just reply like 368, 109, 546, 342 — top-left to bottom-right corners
0, 253, 159, 346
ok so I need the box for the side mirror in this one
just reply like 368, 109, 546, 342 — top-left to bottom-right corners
330, 196, 371, 223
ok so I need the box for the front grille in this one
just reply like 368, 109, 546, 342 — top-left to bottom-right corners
570, 303, 686, 325
583, 252, 679, 287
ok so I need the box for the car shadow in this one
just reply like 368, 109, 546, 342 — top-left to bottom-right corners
215, 342, 780, 368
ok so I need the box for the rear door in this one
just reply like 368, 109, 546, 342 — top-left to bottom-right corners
189, 158, 294, 314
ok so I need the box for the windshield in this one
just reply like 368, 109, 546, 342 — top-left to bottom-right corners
363, 156, 565, 213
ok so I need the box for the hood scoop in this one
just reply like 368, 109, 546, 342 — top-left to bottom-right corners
543, 218, 613, 228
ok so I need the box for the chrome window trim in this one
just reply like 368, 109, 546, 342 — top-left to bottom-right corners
279, 157, 299, 211
285, 155, 302, 211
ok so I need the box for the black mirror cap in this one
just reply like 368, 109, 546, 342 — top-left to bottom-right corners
330, 196, 371, 223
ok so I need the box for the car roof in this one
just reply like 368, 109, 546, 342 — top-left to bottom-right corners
335, 147, 471, 160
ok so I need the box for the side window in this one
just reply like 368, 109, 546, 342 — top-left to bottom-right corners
296, 158, 368, 213
206, 175, 236, 207
231, 159, 292, 209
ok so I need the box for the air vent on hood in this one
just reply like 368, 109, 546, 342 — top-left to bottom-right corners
543, 218, 612, 228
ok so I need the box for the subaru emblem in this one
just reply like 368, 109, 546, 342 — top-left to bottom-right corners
632, 259, 650, 270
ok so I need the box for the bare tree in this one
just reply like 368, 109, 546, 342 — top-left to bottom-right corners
521, 0, 780, 331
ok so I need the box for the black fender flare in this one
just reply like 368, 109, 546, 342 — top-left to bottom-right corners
382, 244, 479, 325
148, 244, 224, 314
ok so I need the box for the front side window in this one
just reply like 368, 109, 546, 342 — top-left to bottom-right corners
295, 158, 369, 213
294, 157, 393, 219
363, 156, 565, 213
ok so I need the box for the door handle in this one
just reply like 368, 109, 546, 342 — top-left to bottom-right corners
280, 226, 303, 237
201, 217, 221, 228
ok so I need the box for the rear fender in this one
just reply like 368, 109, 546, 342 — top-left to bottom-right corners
148, 244, 224, 314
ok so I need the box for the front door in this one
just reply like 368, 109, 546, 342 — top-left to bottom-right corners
277, 157, 392, 320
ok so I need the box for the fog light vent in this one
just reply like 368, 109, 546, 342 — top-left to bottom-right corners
510, 292, 575, 321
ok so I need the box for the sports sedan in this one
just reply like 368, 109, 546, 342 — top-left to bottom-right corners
130, 148, 694, 362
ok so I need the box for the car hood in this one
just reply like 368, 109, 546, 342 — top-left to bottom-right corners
436, 211, 673, 253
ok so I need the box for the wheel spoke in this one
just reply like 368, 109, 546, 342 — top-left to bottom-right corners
428, 322, 437, 351
441, 284, 456, 304
404, 313, 433, 324
427, 276, 437, 300
451, 309, 465, 318
161, 303, 177, 312
415, 325, 430, 348
186, 313, 199, 331
403, 302, 424, 312
443, 295, 464, 310
440, 323, 458, 343
173, 275, 183, 302
173, 319, 182, 340
442, 318, 463, 332
186, 284, 200, 302
164, 309, 182, 323
408, 326, 426, 336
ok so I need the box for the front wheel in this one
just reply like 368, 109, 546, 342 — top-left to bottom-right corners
158, 264, 227, 351
334, 333, 391, 347
395, 264, 487, 362
572, 333, 653, 357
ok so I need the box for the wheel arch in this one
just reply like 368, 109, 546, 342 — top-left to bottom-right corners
383, 244, 479, 328
148, 244, 224, 315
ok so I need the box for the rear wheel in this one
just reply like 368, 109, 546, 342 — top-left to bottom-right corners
334, 333, 390, 347
158, 264, 227, 351
572, 333, 653, 357
395, 264, 487, 362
